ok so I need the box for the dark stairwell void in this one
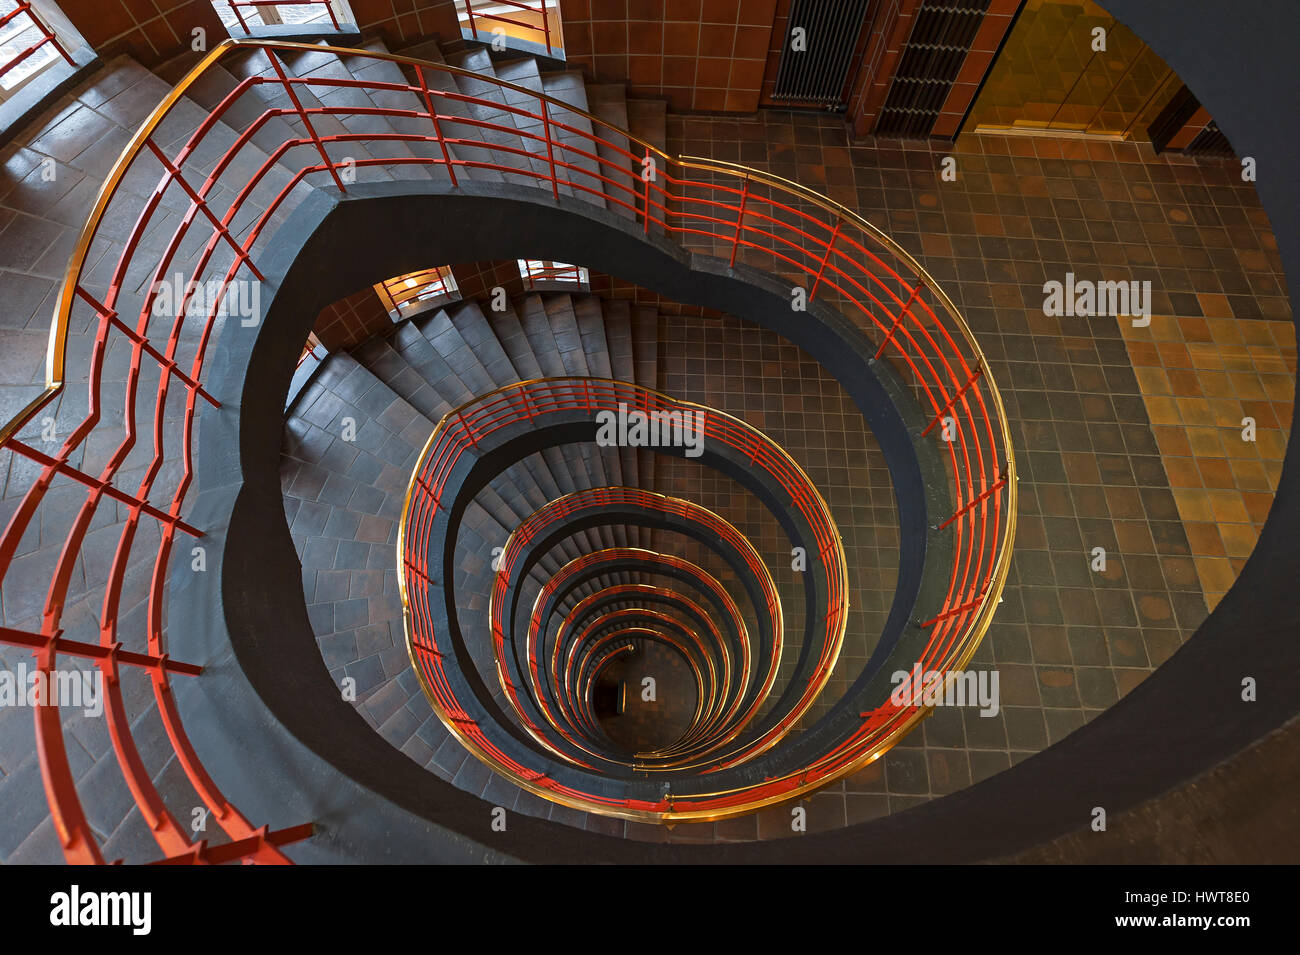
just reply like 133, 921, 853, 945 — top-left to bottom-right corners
593, 641, 700, 758
281, 270, 911, 840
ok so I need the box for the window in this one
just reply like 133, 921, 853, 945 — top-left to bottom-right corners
454, 1, 564, 58
0, 1, 79, 101
374, 267, 460, 322
296, 331, 325, 369
518, 259, 588, 291
213, 1, 353, 35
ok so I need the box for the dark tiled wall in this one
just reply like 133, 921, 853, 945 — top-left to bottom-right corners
58, 0, 229, 64
315, 284, 391, 349
559, 0, 778, 112
54, 1, 460, 66
347, 0, 458, 43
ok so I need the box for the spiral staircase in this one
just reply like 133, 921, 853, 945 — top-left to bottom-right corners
0, 32, 1016, 863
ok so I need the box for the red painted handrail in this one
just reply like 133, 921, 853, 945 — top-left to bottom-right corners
226, 1, 342, 35
0, 37, 1013, 838
0, 1, 74, 84
461, 0, 555, 56
522, 548, 757, 768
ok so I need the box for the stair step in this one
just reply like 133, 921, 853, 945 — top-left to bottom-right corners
351, 335, 448, 421
485, 301, 545, 381
281, 41, 433, 183
513, 294, 610, 555
540, 293, 590, 377
539, 70, 606, 210
627, 98, 668, 232
631, 306, 660, 493
487, 56, 552, 185
447, 301, 581, 509
574, 295, 614, 379
350, 38, 459, 185
593, 298, 640, 545
585, 83, 637, 220
219, 46, 395, 186
418, 307, 497, 395
389, 320, 474, 407
446, 300, 519, 386
447, 48, 544, 191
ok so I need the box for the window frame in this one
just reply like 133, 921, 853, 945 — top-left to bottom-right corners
517, 258, 589, 292
374, 266, 462, 322
212, 1, 355, 37
0, 1, 82, 104
453, 0, 565, 60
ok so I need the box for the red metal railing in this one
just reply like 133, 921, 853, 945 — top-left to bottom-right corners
561, 593, 724, 752
225, 1, 342, 35
377, 266, 457, 317
411, 379, 844, 765
503, 491, 776, 769
0, 1, 74, 86
548, 571, 748, 764
0, 37, 1013, 837
519, 259, 584, 288
522, 551, 757, 767
296, 339, 324, 369
567, 616, 708, 751
460, 0, 556, 56
399, 378, 853, 817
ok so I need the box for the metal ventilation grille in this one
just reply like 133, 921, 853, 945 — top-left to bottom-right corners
877, 0, 990, 138
773, 0, 873, 108
1186, 121, 1235, 158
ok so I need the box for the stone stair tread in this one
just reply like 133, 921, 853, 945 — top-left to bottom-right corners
585, 83, 636, 219
280, 41, 432, 183
540, 71, 606, 209
446, 48, 543, 191
218, 47, 395, 186
631, 306, 659, 492
390, 320, 475, 407
626, 98, 668, 231
341, 38, 458, 185
351, 335, 448, 421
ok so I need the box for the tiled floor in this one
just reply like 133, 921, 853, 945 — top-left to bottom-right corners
644, 113, 1294, 841
650, 311, 900, 728
1118, 314, 1295, 609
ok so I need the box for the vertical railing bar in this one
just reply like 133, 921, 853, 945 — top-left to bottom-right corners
265, 48, 348, 193
228, 1, 251, 34
465, 0, 479, 40
539, 95, 560, 201
809, 217, 842, 301
414, 64, 459, 187
729, 175, 750, 268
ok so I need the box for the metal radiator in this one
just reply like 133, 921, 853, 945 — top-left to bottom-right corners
773, 0, 874, 108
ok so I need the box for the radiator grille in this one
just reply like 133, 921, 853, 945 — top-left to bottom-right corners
1186, 121, 1234, 158
773, 0, 873, 108
876, 0, 990, 137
